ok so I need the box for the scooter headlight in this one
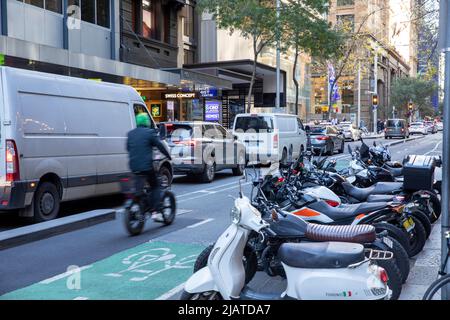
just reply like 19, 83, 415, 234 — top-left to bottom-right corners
230, 205, 241, 224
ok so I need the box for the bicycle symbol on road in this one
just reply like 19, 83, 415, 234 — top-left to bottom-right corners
104, 248, 198, 282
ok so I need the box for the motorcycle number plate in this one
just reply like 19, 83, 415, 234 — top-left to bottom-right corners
403, 217, 416, 232
383, 236, 394, 249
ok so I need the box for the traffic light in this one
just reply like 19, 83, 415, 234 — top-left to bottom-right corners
408, 102, 413, 111
372, 94, 378, 106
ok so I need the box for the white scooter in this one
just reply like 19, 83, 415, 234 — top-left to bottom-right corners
181, 177, 391, 300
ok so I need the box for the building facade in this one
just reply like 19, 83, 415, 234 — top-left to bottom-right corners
310, 0, 418, 128
0, 0, 231, 125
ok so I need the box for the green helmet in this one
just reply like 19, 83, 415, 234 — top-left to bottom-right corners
136, 113, 150, 127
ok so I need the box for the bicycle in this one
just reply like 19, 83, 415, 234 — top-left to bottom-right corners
121, 168, 176, 236
422, 231, 450, 300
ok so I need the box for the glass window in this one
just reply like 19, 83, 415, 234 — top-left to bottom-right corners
184, 50, 195, 65
234, 116, 274, 133
142, 0, 154, 39
24, 0, 44, 8
45, 0, 62, 13
96, 0, 110, 28
183, 4, 195, 38
337, 14, 355, 32
337, 0, 354, 6
133, 104, 155, 128
166, 124, 193, 142
297, 118, 304, 131
81, 0, 95, 24
216, 125, 229, 138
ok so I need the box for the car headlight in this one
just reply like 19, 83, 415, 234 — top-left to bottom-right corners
230, 205, 241, 224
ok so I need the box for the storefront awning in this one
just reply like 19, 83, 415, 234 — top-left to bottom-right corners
163, 68, 233, 90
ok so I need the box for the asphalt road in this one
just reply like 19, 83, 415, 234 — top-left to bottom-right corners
0, 132, 443, 299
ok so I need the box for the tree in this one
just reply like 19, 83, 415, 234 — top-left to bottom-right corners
197, 0, 277, 113
391, 77, 438, 118
282, 0, 342, 116
313, 2, 386, 119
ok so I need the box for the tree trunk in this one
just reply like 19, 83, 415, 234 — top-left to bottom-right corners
293, 46, 299, 117
247, 38, 258, 114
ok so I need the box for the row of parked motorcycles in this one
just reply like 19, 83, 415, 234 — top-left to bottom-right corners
181, 140, 442, 300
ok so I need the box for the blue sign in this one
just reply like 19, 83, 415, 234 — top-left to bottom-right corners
200, 87, 218, 98
205, 101, 221, 122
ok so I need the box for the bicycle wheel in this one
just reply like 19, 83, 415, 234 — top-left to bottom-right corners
161, 191, 176, 226
123, 201, 146, 236
423, 275, 450, 300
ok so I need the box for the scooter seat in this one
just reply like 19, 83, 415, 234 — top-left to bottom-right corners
305, 223, 376, 243
385, 166, 403, 177
343, 182, 403, 202
307, 201, 388, 221
278, 242, 365, 269
367, 194, 396, 202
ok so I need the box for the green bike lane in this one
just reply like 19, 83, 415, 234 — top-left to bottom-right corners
1, 240, 205, 300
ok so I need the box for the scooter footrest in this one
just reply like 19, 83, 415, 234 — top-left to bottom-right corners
305, 224, 376, 244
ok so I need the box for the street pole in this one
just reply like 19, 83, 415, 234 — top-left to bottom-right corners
357, 60, 361, 128
276, 0, 281, 111
439, 0, 450, 300
373, 49, 378, 133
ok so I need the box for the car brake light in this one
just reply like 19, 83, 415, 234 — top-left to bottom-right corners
273, 134, 279, 148
175, 140, 196, 147
6, 140, 20, 182
317, 136, 330, 141
325, 200, 340, 207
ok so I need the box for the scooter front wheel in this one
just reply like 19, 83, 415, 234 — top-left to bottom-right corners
179, 290, 222, 300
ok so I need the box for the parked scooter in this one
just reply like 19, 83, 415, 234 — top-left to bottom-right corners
181, 175, 392, 300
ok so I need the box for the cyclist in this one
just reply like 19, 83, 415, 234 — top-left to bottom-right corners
127, 113, 172, 217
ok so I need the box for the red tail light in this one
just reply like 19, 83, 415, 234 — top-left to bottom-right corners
6, 140, 20, 182
175, 140, 197, 147
277, 177, 285, 183
273, 134, 279, 148
325, 200, 340, 207
317, 136, 330, 141
379, 268, 389, 283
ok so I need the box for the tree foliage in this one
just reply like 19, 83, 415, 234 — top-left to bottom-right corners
391, 77, 438, 117
197, 0, 277, 113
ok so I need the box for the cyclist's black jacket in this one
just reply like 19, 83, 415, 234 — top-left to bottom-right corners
127, 127, 171, 173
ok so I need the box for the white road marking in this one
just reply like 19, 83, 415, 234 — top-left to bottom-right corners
176, 209, 193, 216
187, 218, 214, 229
424, 141, 443, 155
178, 182, 251, 204
40, 265, 93, 284
73, 297, 89, 300
177, 180, 241, 198
155, 282, 186, 300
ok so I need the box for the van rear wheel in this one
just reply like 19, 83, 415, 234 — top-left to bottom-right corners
33, 182, 60, 222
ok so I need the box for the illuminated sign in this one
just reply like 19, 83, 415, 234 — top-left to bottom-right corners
200, 88, 218, 98
165, 92, 196, 99
151, 104, 161, 117
205, 101, 221, 122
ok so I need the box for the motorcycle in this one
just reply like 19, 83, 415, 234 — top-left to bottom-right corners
182, 174, 392, 300
121, 170, 176, 236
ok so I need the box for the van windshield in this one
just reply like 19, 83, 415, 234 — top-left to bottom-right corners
387, 120, 404, 128
234, 116, 273, 132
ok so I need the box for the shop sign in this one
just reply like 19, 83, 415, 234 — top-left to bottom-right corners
200, 88, 218, 98
165, 92, 196, 99
321, 106, 329, 112
205, 101, 221, 122
151, 104, 161, 117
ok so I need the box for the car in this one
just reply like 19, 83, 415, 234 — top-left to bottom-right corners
436, 122, 444, 131
385, 119, 409, 139
338, 122, 361, 141
409, 122, 428, 135
0, 66, 173, 222
424, 121, 438, 134
232, 113, 307, 165
163, 122, 246, 183
308, 125, 345, 156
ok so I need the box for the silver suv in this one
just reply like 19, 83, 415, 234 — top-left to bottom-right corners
385, 119, 409, 139
161, 122, 246, 183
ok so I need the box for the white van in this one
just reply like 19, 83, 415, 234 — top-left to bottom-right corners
0, 67, 173, 222
232, 113, 307, 164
